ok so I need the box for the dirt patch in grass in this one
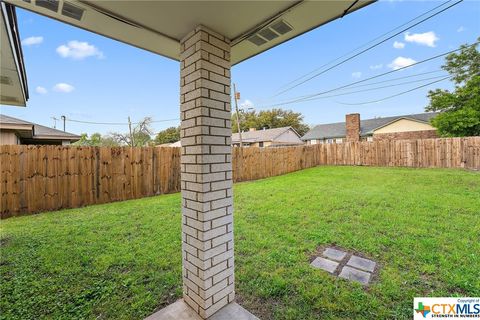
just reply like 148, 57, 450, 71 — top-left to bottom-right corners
236, 293, 279, 320
0, 235, 11, 247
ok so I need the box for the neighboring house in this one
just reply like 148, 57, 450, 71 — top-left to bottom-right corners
0, 114, 80, 145
232, 127, 304, 147
302, 112, 439, 144
169, 140, 182, 147
156, 140, 182, 147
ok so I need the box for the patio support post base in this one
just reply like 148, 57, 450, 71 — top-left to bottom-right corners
145, 299, 258, 320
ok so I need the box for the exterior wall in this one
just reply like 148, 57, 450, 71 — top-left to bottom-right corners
275, 130, 304, 145
373, 130, 438, 141
250, 141, 271, 147
346, 113, 360, 142
21, 139, 63, 145
179, 26, 234, 318
0, 130, 20, 145
307, 138, 343, 144
232, 141, 270, 147
374, 118, 435, 134
321, 137, 345, 144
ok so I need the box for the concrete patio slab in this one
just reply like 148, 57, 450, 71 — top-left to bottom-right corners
145, 299, 258, 320
322, 248, 347, 261
338, 266, 371, 285
311, 257, 339, 273
346, 255, 376, 272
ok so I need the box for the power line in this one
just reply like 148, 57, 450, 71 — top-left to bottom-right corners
269, 69, 444, 104
288, 74, 449, 103
257, 42, 478, 108
64, 117, 180, 126
273, 0, 463, 96
336, 76, 451, 106
275, 0, 453, 92
338, 69, 444, 90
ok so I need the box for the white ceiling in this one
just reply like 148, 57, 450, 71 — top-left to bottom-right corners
6, 0, 374, 64
0, 0, 374, 108
1, 3, 27, 107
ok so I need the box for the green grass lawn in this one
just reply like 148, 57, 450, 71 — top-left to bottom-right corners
1, 166, 479, 319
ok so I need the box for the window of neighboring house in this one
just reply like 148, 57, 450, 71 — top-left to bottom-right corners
326, 138, 334, 144
310, 139, 317, 145
335, 138, 343, 144
367, 136, 374, 142
259, 141, 264, 147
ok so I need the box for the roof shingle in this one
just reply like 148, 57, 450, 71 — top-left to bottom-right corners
0, 114, 80, 140
232, 127, 299, 143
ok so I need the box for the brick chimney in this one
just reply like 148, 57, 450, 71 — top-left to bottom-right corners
346, 113, 360, 142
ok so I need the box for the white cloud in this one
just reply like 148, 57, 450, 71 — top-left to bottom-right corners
56, 41, 104, 60
393, 41, 405, 49
351, 72, 362, 79
404, 31, 439, 47
369, 64, 383, 70
22, 36, 43, 46
53, 83, 75, 93
388, 56, 416, 70
457, 26, 465, 32
35, 86, 47, 94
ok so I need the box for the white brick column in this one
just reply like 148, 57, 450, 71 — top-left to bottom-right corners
179, 26, 234, 319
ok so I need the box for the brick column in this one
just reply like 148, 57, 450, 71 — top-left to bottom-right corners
179, 26, 234, 319
346, 113, 361, 142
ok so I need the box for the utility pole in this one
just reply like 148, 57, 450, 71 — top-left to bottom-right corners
128, 116, 134, 147
61, 115, 66, 132
233, 83, 243, 148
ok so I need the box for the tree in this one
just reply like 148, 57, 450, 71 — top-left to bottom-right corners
110, 117, 154, 146
232, 108, 310, 136
154, 126, 180, 145
74, 132, 119, 147
426, 39, 480, 137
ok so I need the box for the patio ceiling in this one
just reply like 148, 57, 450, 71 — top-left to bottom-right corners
1, 3, 28, 107
5, 0, 374, 65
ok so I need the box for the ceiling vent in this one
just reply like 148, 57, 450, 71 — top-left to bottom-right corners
270, 20, 293, 35
62, 2, 84, 21
247, 34, 267, 46
247, 20, 293, 47
258, 28, 279, 41
1, 95, 19, 103
0, 76, 12, 85
36, 0, 59, 12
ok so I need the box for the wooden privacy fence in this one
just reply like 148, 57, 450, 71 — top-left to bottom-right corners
1, 137, 479, 218
0, 146, 181, 218
233, 136, 480, 182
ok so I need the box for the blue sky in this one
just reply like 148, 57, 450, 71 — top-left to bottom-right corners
1, 0, 479, 136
